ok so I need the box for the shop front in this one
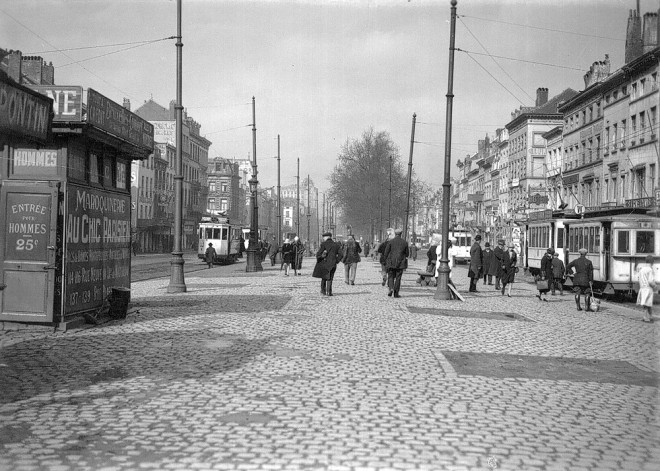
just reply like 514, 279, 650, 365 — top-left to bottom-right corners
0, 79, 153, 327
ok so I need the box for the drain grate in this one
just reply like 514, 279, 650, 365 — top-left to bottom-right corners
441, 351, 659, 386
408, 306, 532, 321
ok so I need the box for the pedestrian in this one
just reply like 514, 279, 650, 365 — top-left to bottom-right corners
238, 235, 245, 258
500, 242, 518, 297
363, 240, 371, 258
468, 234, 483, 293
482, 242, 495, 285
566, 248, 594, 311
409, 242, 417, 262
435, 236, 457, 286
204, 242, 216, 269
293, 236, 305, 275
636, 254, 657, 323
267, 236, 278, 266
342, 234, 362, 285
132, 239, 140, 256
313, 231, 342, 296
428, 234, 440, 273
383, 228, 409, 298
281, 238, 294, 276
493, 239, 506, 290
537, 248, 554, 301
377, 228, 394, 287
551, 252, 565, 296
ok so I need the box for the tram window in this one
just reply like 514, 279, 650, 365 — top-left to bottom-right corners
594, 229, 600, 252
578, 228, 583, 250
467, 236, 471, 246
213, 228, 220, 239
589, 227, 595, 253
205, 228, 213, 239
617, 230, 630, 254
636, 231, 654, 254
222, 228, 228, 240
557, 228, 564, 249
544, 227, 549, 248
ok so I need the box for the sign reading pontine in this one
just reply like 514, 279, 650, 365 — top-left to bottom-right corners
0, 74, 53, 143
86, 88, 154, 152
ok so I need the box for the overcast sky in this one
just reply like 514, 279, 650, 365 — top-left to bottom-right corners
0, 0, 649, 192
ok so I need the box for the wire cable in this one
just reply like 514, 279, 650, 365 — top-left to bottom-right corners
457, 49, 585, 72
57, 37, 175, 68
26, 38, 175, 55
460, 50, 526, 105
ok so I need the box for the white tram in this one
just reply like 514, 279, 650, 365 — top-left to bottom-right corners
526, 209, 659, 296
450, 230, 472, 263
197, 216, 243, 264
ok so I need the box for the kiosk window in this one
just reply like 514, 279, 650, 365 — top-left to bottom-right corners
636, 231, 654, 254
617, 230, 630, 254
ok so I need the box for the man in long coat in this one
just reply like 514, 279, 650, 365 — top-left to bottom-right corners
383, 228, 409, 298
468, 234, 483, 293
312, 232, 342, 296
377, 228, 395, 287
566, 248, 594, 311
493, 239, 506, 290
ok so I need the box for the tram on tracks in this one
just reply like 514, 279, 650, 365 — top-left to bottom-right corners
525, 208, 660, 297
197, 216, 243, 264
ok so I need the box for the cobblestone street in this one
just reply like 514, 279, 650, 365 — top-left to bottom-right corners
1, 257, 658, 471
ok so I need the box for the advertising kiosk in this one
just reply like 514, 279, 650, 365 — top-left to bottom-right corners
0, 76, 153, 328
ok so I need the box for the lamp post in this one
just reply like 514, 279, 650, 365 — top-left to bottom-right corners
388, 155, 392, 228
246, 97, 263, 272
435, 0, 458, 300
167, 0, 186, 293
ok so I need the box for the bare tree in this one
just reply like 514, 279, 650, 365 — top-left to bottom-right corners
328, 128, 415, 241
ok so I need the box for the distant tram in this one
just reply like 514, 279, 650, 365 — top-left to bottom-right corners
197, 216, 243, 264
525, 208, 660, 297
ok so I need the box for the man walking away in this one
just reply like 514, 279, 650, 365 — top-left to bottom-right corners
383, 228, 409, 298
313, 232, 342, 296
204, 242, 216, 269
342, 235, 362, 285
468, 234, 483, 293
378, 228, 394, 287
482, 242, 494, 285
566, 248, 594, 311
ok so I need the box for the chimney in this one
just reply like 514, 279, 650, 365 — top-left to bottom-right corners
625, 8, 643, 63
535, 88, 549, 107
123, 98, 131, 111
642, 12, 659, 53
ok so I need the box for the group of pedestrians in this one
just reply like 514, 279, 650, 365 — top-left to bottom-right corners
279, 236, 305, 276
468, 237, 518, 297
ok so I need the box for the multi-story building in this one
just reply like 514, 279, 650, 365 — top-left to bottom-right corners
134, 99, 211, 249
206, 157, 241, 221
505, 87, 579, 219
542, 125, 564, 211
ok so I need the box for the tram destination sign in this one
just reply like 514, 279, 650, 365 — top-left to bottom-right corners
86, 88, 154, 152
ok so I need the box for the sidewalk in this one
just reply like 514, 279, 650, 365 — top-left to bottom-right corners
0, 256, 657, 470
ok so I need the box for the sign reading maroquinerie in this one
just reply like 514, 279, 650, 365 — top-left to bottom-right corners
86, 88, 154, 152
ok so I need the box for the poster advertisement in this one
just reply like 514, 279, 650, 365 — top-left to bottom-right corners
64, 183, 131, 314
5, 193, 51, 262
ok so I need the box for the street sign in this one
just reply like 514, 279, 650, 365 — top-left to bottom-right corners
575, 204, 585, 214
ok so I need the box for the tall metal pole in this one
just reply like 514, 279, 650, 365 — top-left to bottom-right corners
296, 158, 300, 236
315, 187, 319, 247
404, 113, 417, 240
277, 134, 281, 243
246, 96, 263, 272
388, 155, 392, 228
168, 0, 186, 293
322, 193, 326, 233
435, 0, 458, 300
306, 174, 311, 249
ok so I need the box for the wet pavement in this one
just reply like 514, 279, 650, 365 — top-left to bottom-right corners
0, 256, 658, 470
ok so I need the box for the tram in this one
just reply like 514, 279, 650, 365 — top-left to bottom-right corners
197, 216, 243, 264
525, 208, 660, 296
450, 230, 472, 263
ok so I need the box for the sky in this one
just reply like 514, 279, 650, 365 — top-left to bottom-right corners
0, 0, 650, 193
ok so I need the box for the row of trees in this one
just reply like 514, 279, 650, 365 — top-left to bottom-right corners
328, 128, 430, 242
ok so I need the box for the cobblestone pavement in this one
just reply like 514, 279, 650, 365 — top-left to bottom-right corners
1, 257, 658, 471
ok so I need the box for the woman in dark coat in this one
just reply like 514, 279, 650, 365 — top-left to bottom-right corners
313, 232, 342, 296
500, 243, 518, 297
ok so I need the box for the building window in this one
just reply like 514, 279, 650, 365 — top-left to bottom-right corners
220, 199, 228, 211
221, 183, 228, 192
209, 182, 216, 192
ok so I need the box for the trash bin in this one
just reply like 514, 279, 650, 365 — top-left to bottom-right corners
109, 287, 131, 319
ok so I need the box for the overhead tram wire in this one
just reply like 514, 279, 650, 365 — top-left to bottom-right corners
27, 37, 175, 54
460, 14, 625, 42
459, 17, 534, 104
57, 37, 176, 68
460, 51, 526, 106
457, 49, 586, 72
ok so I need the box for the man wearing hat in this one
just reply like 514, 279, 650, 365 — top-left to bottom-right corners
383, 228, 409, 298
377, 228, 395, 287
566, 248, 594, 311
313, 232, 342, 296
482, 242, 495, 286
468, 234, 483, 293
204, 242, 216, 269
493, 239, 506, 290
